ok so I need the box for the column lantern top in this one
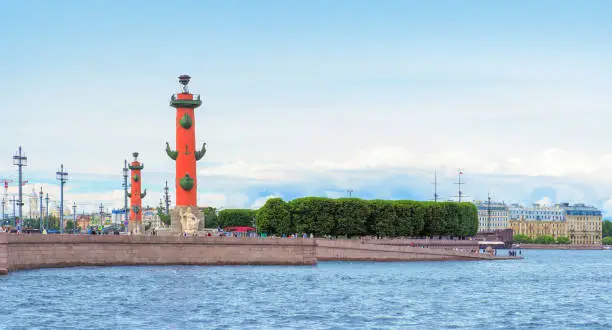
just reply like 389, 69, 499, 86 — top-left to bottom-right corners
129, 152, 144, 170
170, 74, 202, 109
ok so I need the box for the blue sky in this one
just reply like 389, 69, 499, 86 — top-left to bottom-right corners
1, 1, 612, 214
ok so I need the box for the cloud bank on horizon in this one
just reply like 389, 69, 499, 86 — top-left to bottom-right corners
1, 1, 612, 214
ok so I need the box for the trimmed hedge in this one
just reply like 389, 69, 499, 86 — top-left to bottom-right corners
217, 209, 256, 228
255, 197, 478, 237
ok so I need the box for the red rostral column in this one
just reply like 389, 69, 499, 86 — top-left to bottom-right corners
166, 75, 205, 208
128, 152, 147, 233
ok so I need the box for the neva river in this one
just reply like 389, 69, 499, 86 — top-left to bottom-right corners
1, 250, 611, 329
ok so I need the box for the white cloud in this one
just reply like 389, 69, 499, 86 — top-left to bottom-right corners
250, 194, 282, 209
536, 197, 553, 206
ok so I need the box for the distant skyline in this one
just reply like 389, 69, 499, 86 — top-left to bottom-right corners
1, 1, 612, 214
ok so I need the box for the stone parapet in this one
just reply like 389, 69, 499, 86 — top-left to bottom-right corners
0, 234, 520, 275
515, 243, 603, 250
0, 234, 7, 275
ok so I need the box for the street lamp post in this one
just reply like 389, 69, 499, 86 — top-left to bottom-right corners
45, 193, 49, 229
12, 146, 27, 230
122, 160, 129, 232
56, 164, 68, 234
39, 186, 43, 231
72, 202, 77, 233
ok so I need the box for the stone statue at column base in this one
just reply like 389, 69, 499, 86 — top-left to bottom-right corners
171, 206, 203, 235
128, 222, 144, 235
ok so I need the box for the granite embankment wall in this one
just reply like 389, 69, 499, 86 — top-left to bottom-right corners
516, 244, 603, 250
317, 239, 499, 261
0, 234, 518, 274
0, 234, 317, 274
362, 238, 479, 250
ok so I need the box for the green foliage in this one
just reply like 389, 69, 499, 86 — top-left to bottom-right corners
368, 200, 397, 237
512, 234, 532, 244
66, 220, 74, 231
336, 198, 370, 237
289, 197, 336, 236
254, 197, 478, 237
156, 206, 170, 226
603, 236, 612, 245
533, 235, 556, 244
218, 209, 256, 228
179, 113, 193, 129
256, 198, 292, 234
603, 220, 612, 238
47, 215, 60, 230
556, 236, 571, 244
201, 207, 218, 229
514, 235, 568, 244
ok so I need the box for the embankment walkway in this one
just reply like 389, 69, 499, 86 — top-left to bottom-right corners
0, 233, 520, 275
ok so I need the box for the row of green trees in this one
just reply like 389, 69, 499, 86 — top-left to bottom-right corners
603, 220, 612, 238
513, 234, 571, 244
8, 216, 79, 231
252, 197, 478, 237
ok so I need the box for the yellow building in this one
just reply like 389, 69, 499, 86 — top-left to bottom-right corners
510, 218, 567, 240
561, 203, 602, 245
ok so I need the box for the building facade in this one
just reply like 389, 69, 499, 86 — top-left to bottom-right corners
142, 207, 162, 230
509, 218, 567, 240
474, 201, 510, 232
509, 204, 565, 221
559, 203, 602, 245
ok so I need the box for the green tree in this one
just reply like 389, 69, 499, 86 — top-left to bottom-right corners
66, 220, 76, 231
251, 197, 479, 238
336, 198, 370, 237
556, 236, 571, 244
394, 201, 417, 237
218, 209, 256, 228
156, 206, 171, 226
289, 197, 336, 236
603, 236, 612, 245
603, 220, 612, 238
47, 215, 60, 230
367, 200, 397, 237
201, 207, 218, 229
256, 198, 292, 235
533, 235, 556, 244
421, 202, 443, 237
513, 234, 532, 244
459, 202, 479, 236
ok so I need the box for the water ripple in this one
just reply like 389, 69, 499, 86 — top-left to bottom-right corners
0, 250, 611, 329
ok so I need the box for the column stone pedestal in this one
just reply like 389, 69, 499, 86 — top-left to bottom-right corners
171, 206, 204, 235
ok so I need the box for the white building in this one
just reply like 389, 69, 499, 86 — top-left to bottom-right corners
474, 201, 510, 232
142, 208, 162, 230
509, 204, 565, 221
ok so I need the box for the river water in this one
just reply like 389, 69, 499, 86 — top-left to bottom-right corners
1, 250, 611, 329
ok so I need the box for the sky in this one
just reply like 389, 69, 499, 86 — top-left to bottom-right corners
1, 0, 612, 215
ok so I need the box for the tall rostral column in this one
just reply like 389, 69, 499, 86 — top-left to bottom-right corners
166, 75, 205, 234
128, 152, 147, 234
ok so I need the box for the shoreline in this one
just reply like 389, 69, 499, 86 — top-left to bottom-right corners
514, 243, 604, 250
1, 234, 521, 275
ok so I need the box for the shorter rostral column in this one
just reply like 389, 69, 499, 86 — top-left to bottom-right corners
166, 75, 205, 234
128, 152, 147, 234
